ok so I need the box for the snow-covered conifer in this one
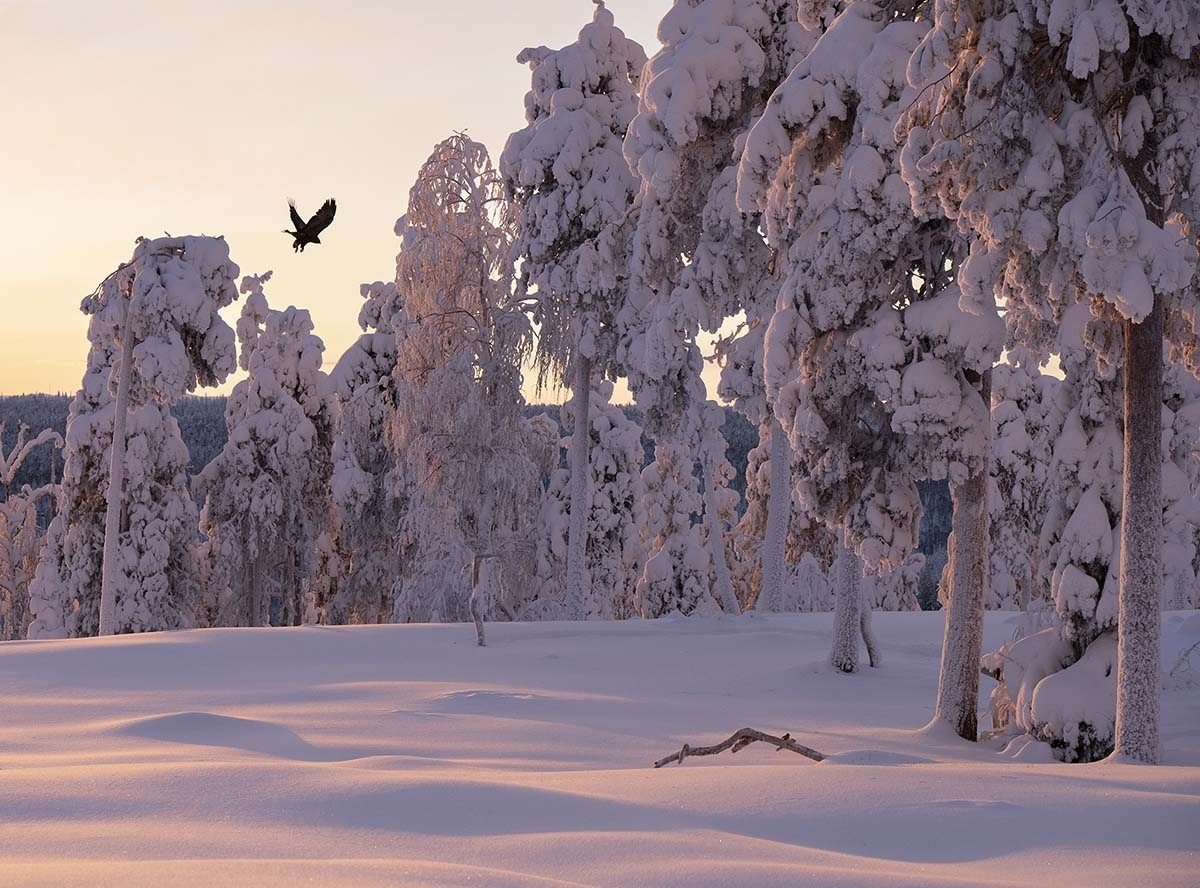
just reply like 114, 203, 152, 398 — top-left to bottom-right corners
622, 1, 816, 612
990, 352, 1058, 610
502, 1, 646, 621
529, 380, 646, 620
901, 0, 1200, 760
325, 280, 405, 624
736, 4, 1003, 724
196, 273, 334, 627
636, 442, 716, 617
30, 236, 239, 637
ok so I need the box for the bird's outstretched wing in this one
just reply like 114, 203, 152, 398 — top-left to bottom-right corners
306, 198, 337, 236
288, 199, 305, 231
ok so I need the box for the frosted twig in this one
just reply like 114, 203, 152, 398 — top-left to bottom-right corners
653, 728, 825, 768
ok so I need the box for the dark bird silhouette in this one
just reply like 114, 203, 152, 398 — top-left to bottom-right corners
284, 198, 336, 252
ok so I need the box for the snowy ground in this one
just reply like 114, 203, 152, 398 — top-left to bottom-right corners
2, 612, 1198, 887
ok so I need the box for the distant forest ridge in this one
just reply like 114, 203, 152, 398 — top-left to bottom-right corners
0, 392, 951, 569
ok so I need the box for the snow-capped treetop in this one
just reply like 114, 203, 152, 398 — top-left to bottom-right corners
501, 0, 646, 384
625, 0, 811, 194
81, 236, 241, 408
233, 272, 330, 420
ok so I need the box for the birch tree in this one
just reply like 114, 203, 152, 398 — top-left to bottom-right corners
390, 134, 543, 645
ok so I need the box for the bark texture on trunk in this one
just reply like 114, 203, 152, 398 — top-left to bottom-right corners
757, 416, 790, 613
831, 542, 862, 673
565, 354, 591, 621
1114, 298, 1163, 763
860, 583, 880, 668
98, 301, 134, 637
934, 369, 991, 741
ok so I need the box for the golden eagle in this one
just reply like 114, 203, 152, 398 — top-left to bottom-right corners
284, 198, 336, 252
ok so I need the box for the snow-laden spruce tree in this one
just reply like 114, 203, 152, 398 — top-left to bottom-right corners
620, 0, 819, 616
29, 236, 240, 638
390, 134, 545, 645
529, 379, 646, 620
636, 441, 717, 617
325, 280, 405, 624
990, 351, 1059, 610
0, 425, 61, 640
196, 273, 334, 627
736, 4, 1003, 701
900, 0, 1199, 761
501, 0, 646, 621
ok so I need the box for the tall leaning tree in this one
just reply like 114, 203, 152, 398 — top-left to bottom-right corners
901, 0, 1199, 762
501, 0, 646, 621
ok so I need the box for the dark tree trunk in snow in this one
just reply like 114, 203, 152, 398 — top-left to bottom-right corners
934, 369, 991, 741
831, 542, 862, 673
565, 354, 591, 621
1114, 296, 1163, 763
757, 416, 790, 612
98, 301, 134, 637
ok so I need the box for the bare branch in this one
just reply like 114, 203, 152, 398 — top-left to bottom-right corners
653, 727, 825, 768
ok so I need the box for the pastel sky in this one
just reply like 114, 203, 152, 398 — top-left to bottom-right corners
0, 0, 674, 400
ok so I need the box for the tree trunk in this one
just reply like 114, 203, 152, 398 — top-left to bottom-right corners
1114, 297, 1163, 763
933, 369, 991, 740
470, 555, 498, 647
830, 541, 862, 673
98, 300, 135, 637
565, 354, 591, 621
757, 415, 790, 613
860, 582, 880, 668
704, 449, 740, 615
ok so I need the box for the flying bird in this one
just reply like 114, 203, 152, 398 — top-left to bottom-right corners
284, 198, 337, 252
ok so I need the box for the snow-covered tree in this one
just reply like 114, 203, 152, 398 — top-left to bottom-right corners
621, 1, 817, 615
502, 0, 646, 621
0, 425, 61, 640
789, 551, 831, 612
989, 316, 1200, 760
736, 5, 1003, 708
390, 134, 543, 645
636, 442, 717, 617
901, 0, 1200, 761
990, 352, 1058, 610
30, 236, 239, 638
325, 280, 405, 624
529, 380, 646, 620
196, 273, 334, 627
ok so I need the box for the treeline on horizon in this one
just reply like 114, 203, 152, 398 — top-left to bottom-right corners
0, 392, 954, 608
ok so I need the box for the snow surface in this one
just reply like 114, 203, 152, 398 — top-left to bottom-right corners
2, 611, 1198, 887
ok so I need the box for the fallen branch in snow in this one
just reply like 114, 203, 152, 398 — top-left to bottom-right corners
653, 728, 825, 768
